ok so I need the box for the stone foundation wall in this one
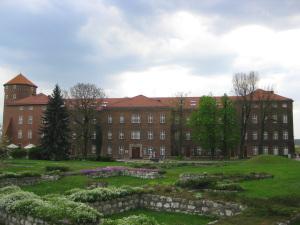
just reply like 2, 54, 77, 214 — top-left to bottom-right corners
88, 194, 245, 217
0, 177, 41, 188
89, 195, 140, 216
141, 194, 244, 217
0, 210, 51, 225
0, 175, 59, 188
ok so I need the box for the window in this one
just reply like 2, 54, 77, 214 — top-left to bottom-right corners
273, 146, 279, 155
41, 133, 45, 138
186, 117, 190, 124
245, 132, 248, 140
119, 131, 124, 139
92, 118, 97, 124
28, 116, 33, 125
160, 114, 166, 123
28, 106, 33, 110
252, 114, 258, 124
196, 146, 202, 156
283, 131, 288, 140
174, 116, 179, 124
186, 132, 191, 140
13, 85, 16, 89
72, 132, 76, 140
42, 106, 47, 111
5, 86, 8, 90
18, 115, 23, 125
131, 131, 140, 140
107, 145, 112, 155
263, 132, 268, 140
272, 102, 278, 108
283, 146, 289, 155
28, 130, 32, 139
13, 94, 16, 99
273, 131, 278, 140
131, 114, 140, 123
272, 114, 277, 123
108, 115, 112, 124
19, 106, 24, 111
252, 131, 258, 140
160, 131, 166, 140
160, 146, 165, 156
91, 145, 96, 154
263, 146, 268, 154
282, 103, 287, 108
148, 114, 153, 123
148, 146, 153, 156
120, 115, 125, 123
5, 95, 8, 99
253, 104, 259, 108
283, 114, 288, 124
252, 146, 258, 155
148, 131, 153, 140
18, 130, 23, 139
92, 131, 96, 140
108, 131, 112, 140
119, 146, 124, 155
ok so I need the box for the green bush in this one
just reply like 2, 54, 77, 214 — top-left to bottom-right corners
103, 214, 160, 225
27, 147, 43, 160
0, 171, 41, 179
45, 165, 70, 172
67, 186, 143, 203
0, 186, 102, 224
10, 148, 27, 159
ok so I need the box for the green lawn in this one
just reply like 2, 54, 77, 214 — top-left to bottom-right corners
106, 209, 214, 225
1, 155, 300, 225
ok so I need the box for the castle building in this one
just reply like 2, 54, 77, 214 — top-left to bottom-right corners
2, 74, 295, 159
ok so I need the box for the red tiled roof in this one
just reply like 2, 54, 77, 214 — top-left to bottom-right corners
107, 95, 169, 108
249, 89, 292, 101
7, 93, 49, 106
4, 73, 37, 87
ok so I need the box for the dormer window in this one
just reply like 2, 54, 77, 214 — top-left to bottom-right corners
13, 94, 16, 99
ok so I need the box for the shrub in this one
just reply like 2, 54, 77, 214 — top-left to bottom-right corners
27, 147, 43, 160
130, 163, 158, 170
67, 186, 143, 203
45, 165, 70, 172
0, 187, 102, 225
0, 171, 41, 179
10, 148, 27, 159
103, 214, 160, 225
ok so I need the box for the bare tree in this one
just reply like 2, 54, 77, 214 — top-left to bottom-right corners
233, 71, 259, 158
172, 92, 188, 157
69, 83, 105, 159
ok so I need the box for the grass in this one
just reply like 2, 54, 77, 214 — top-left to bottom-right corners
1, 155, 300, 224
106, 209, 214, 225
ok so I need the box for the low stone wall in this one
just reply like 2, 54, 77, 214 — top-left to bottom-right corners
89, 194, 140, 216
0, 175, 60, 188
87, 194, 245, 217
0, 209, 51, 225
141, 194, 244, 217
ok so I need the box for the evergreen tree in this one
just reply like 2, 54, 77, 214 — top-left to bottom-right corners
40, 85, 70, 160
219, 94, 240, 159
189, 96, 220, 159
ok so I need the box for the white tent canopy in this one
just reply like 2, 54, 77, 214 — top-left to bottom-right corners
7, 144, 19, 149
24, 144, 36, 149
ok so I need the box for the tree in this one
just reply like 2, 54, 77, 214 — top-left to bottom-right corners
219, 94, 240, 159
94, 124, 103, 160
171, 92, 188, 157
233, 72, 259, 158
189, 96, 220, 159
40, 85, 70, 160
69, 83, 105, 159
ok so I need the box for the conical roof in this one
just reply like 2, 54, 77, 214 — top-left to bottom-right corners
4, 73, 37, 87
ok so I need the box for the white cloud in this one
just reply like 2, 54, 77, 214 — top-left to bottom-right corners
106, 64, 231, 97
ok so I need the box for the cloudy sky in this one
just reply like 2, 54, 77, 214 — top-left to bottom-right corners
0, 0, 300, 137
